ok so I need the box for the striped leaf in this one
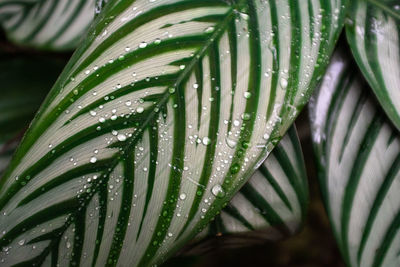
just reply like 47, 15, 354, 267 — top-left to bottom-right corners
0, 0, 95, 51
346, 0, 400, 131
309, 48, 400, 267
187, 125, 308, 254
0, 0, 345, 266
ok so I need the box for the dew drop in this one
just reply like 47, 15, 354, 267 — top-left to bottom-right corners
202, 137, 211, 145
204, 26, 215, 33
90, 157, 97, 164
179, 193, 187, 200
230, 163, 240, 174
136, 107, 144, 113
125, 100, 132, 107
18, 239, 25, 246
90, 110, 97, 117
241, 113, 251, 121
280, 77, 288, 89
212, 184, 225, 198
117, 134, 127, 142
243, 91, 252, 99
139, 42, 147, 48
225, 137, 237, 148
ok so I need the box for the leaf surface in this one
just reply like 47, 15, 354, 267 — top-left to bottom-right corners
0, 0, 95, 50
0, 0, 345, 266
183, 125, 308, 255
310, 48, 400, 267
346, 0, 400, 130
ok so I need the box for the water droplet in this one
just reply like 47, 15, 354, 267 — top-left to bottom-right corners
169, 87, 176, 94
66, 241, 71, 249
263, 133, 270, 140
241, 113, 251, 121
90, 110, 97, 117
230, 163, 240, 174
117, 134, 127, 142
179, 193, 186, 200
154, 38, 161, 44
139, 42, 147, 48
280, 77, 288, 89
243, 92, 252, 99
202, 137, 211, 145
193, 83, 199, 89
136, 107, 144, 113
204, 26, 215, 33
18, 239, 25, 246
90, 157, 97, 164
179, 65, 186, 70
225, 137, 237, 148
212, 184, 225, 198
125, 100, 132, 107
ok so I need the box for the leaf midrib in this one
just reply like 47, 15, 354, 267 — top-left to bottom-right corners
0, 3, 240, 263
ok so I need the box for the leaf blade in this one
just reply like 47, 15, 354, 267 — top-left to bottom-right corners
310, 47, 400, 267
0, 0, 346, 266
346, 0, 400, 131
187, 125, 309, 254
0, 0, 96, 50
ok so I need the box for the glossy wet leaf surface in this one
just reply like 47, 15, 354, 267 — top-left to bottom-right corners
0, 0, 345, 266
346, 0, 400, 131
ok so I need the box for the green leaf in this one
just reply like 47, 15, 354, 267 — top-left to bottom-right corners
188, 125, 308, 254
346, 0, 400, 131
0, 0, 96, 51
0, 0, 346, 266
309, 47, 400, 267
